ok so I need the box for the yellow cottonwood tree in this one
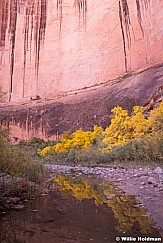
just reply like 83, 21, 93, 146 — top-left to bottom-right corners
103, 107, 132, 151
149, 100, 163, 132
130, 106, 152, 139
38, 102, 163, 156
38, 125, 103, 155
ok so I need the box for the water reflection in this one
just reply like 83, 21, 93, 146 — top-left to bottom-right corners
0, 173, 161, 243
51, 174, 154, 234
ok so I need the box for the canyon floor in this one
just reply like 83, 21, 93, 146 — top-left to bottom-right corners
45, 164, 163, 234
1, 163, 163, 242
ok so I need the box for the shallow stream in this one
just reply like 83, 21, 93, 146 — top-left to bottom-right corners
0, 172, 161, 242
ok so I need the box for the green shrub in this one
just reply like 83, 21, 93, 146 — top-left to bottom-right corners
0, 128, 44, 182
28, 136, 45, 145
106, 135, 163, 163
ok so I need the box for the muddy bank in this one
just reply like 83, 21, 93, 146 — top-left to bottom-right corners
45, 164, 163, 232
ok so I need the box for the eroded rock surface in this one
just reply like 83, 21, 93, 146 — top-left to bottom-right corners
0, 63, 163, 141
0, 0, 163, 101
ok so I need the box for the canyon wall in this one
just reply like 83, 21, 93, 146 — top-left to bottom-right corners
0, 0, 163, 102
0, 64, 163, 141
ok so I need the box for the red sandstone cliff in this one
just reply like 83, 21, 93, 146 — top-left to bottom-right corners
0, 64, 163, 142
0, 0, 163, 102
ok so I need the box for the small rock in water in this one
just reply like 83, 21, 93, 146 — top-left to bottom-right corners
154, 167, 163, 174
31, 209, 38, 212
23, 199, 28, 202
40, 193, 49, 196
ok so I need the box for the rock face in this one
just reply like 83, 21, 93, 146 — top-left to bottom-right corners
0, 64, 163, 141
0, 0, 163, 102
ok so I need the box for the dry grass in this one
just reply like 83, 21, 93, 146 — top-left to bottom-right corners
0, 129, 45, 208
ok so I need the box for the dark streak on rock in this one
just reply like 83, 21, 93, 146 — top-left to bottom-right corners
0, 1, 47, 100
0, 1, 9, 47
121, 0, 131, 49
119, 1, 128, 73
35, 0, 47, 77
9, 0, 18, 100
118, 0, 151, 71
57, 0, 63, 33
136, 0, 144, 37
22, 1, 35, 97
74, 0, 87, 26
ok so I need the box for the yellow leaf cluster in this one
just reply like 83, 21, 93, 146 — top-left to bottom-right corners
38, 125, 103, 156
103, 107, 132, 150
149, 100, 163, 132
38, 101, 163, 156
102, 102, 163, 151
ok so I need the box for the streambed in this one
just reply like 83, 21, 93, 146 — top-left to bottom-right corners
0, 172, 161, 243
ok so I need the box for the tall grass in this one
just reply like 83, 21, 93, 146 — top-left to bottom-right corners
0, 129, 44, 182
0, 147, 44, 183
0, 128, 46, 208
106, 135, 163, 164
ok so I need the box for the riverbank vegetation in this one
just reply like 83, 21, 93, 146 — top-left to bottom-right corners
0, 100, 162, 211
37, 101, 163, 165
0, 128, 45, 210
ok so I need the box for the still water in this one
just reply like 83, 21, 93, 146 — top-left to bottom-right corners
0, 173, 161, 242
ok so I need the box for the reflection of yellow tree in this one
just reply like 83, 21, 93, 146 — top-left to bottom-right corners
107, 195, 152, 234
53, 175, 153, 234
54, 175, 106, 205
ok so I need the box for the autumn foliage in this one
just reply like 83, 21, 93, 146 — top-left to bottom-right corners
38, 101, 163, 158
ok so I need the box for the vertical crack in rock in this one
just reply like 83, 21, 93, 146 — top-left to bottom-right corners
136, 0, 150, 31
119, 0, 150, 72
35, 0, 47, 78
23, 3, 31, 97
119, 1, 127, 72
21, 0, 47, 95
136, 0, 151, 24
0, 1, 9, 48
74, 0, 87, 27
121, 0, 131, 49
57, 0, 63, 33
9, 0, 18, 100
143, 0, 150, 10
136, 0, 144, 37
1, 1, 47, 100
